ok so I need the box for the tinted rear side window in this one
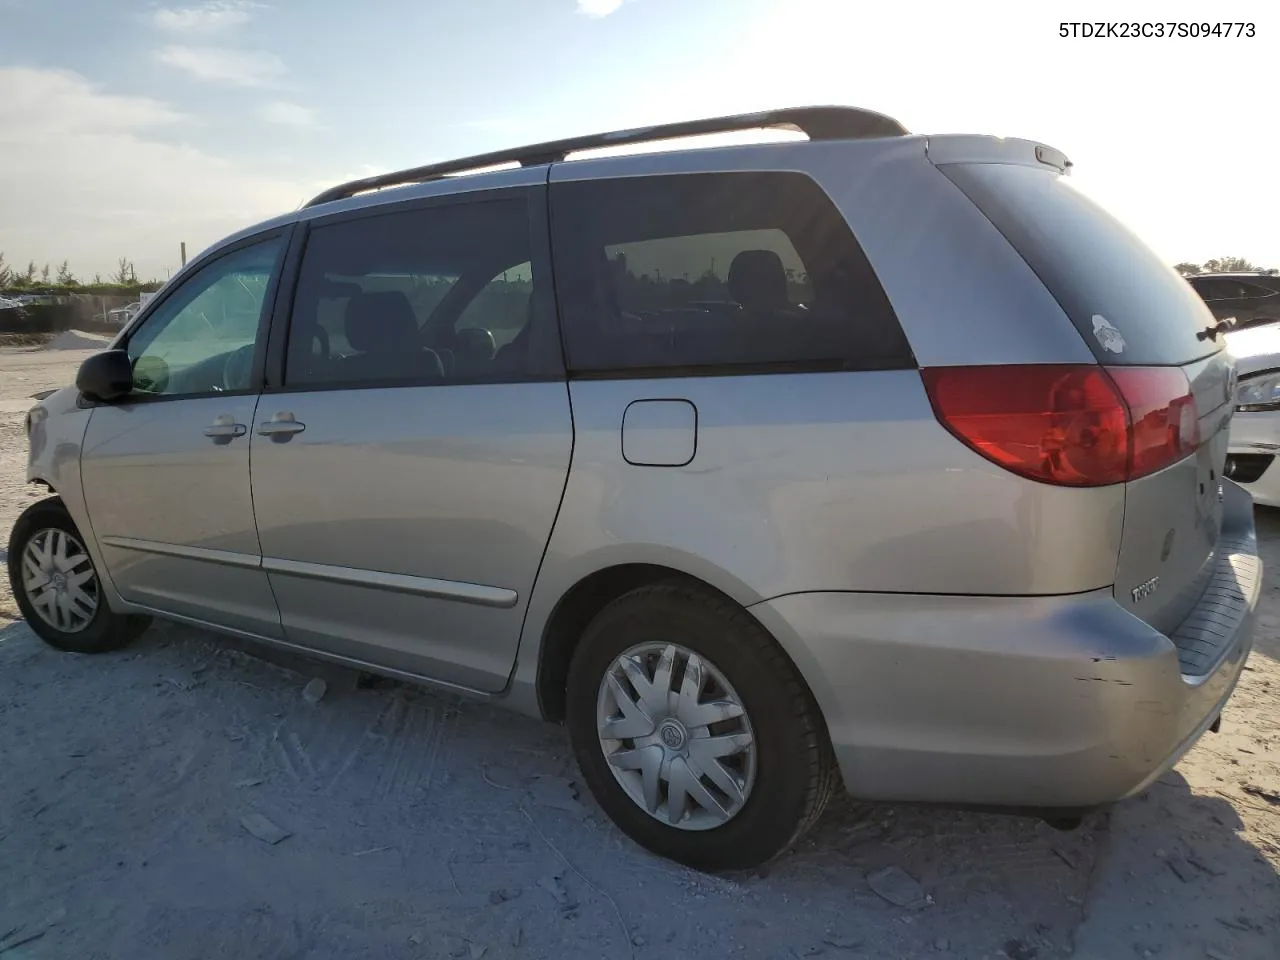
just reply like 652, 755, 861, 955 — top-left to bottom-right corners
550, 172, 913, 375
1192, 277, 1250, 301
942, 162, 1219, 366
1240, 280, 1280, 300
286, 198, 554, 387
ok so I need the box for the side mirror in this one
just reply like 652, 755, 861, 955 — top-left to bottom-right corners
75, 350, 134, 403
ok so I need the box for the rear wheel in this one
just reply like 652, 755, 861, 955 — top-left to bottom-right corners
7, 498, 150, 653
566, 580, 837, 871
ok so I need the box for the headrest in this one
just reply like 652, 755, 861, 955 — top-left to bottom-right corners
727, 249, 790, 312
344, 291, 419, 353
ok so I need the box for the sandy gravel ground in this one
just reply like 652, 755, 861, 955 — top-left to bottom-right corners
0, 343, 1275, 960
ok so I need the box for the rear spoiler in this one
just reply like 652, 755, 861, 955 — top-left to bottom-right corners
925, 135, 1072, 175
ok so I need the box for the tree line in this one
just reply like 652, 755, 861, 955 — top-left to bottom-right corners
0, 253, 162, 297
1173, 256, 1278, 276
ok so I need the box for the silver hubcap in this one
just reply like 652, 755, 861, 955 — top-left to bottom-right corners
597, 642, 756, 831
21, 527, 99, 633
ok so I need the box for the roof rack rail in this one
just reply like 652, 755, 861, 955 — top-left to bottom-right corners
304, 105, 908, 208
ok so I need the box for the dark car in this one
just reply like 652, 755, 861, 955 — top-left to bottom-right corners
1186, 273, 1280, 330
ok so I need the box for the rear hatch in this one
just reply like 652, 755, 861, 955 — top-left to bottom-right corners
939, 158, 1235, 635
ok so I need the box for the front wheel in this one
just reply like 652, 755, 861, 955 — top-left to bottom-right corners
7, 497, 150, 653
566, 581, 838, 871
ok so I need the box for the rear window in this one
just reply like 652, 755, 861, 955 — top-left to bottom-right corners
942, 162, 1219, 366
549, 171, 913, 375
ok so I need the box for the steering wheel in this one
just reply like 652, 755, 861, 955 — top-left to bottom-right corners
132, 354, 170, 394
221, 344, 255, 392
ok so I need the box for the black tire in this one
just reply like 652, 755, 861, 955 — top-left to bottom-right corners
566, 580, 838, 872
7, 497, 150, 654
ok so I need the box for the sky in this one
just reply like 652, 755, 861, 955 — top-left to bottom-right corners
0, 0, 1276, 281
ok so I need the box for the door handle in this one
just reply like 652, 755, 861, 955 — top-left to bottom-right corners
257, 412, 306, 441
203, 416, 247, 442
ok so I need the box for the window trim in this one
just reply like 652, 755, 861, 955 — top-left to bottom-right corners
547, 171, 916, 381
263, 183, 565, 395
82, 227, 293, 407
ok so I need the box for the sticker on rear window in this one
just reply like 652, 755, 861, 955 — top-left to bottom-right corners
1092, 315, 1126, 354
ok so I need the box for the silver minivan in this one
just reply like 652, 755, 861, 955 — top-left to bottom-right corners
9, 107, 1260, 870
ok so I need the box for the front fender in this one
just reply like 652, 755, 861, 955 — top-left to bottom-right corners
23, 387, 125, 611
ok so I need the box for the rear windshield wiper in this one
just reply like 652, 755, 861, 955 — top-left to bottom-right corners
1197, 317, 1237, 341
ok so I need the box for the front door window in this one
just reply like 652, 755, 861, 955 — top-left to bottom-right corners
125, 237, 283, 397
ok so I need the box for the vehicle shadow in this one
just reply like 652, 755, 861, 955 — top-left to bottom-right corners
1071, 769, 1279, 960
0, 618, 1273, 959
0, 618, 1097, 959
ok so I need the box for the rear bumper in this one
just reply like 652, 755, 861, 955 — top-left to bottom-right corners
748, 481, 1260, 809
1227, 409, 1280, 506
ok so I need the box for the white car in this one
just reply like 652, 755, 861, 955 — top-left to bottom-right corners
1226, 323, 1280, 506
106, 301, 142, 325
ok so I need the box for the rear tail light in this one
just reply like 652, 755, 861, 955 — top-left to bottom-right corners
1107, 367, 1201, 478
921, 364, 1199, 487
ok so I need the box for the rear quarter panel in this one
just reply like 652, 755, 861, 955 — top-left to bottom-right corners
521, 370, 1124, 613
514, 139, 1128, 706
801, 138, 1097, 367
523, 138, 1122, 594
